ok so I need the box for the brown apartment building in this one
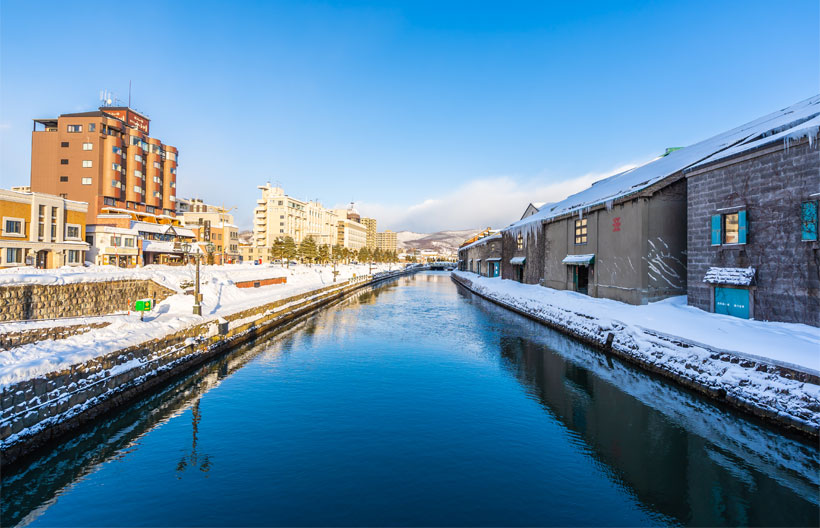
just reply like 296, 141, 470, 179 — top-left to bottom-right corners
30, 107, 179, 226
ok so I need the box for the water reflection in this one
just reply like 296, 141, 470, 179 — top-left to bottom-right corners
462, 287, 819, 526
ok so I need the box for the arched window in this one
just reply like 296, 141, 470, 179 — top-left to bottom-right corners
517, 233, 523, 250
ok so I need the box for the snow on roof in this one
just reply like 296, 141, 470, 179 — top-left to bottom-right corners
87, 226, 138, 235
703, 267, 755, 286
141, 241, 179, 253
506, 95, 820, 232
692, 112, 820, 169
131, 221, 169, 234
562, 254, 595, 265
458, 233, 502, 252
510, 256, 526, 265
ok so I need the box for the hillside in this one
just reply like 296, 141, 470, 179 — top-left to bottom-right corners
396, 229, 481, 253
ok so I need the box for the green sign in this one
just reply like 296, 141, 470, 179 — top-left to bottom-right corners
134, 299, 153, 312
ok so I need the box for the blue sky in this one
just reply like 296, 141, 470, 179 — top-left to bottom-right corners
1, 0, 817, 232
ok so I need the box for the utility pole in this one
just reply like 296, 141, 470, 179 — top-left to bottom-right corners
193, 252, 202, 315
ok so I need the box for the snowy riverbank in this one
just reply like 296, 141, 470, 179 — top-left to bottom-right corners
452, 271, 820, 436
0, 262, 394, 388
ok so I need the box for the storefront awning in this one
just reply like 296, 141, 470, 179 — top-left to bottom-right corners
703, 267, 755, 286
562, 254, 595, 266
510, 256, 526, 265
486, 257, 501, 262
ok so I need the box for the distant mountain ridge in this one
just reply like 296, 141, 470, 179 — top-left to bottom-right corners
396, 229, 481, 253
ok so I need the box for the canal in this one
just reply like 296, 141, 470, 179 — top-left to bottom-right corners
2, 272, 818, 527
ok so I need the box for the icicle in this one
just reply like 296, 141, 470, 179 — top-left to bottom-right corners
605, 199, 613, 211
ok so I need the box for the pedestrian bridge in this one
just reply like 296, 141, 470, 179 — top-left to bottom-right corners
427, 262, 456, 270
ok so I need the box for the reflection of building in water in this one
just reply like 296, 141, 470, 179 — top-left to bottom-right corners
492, 317, 819, 526
176, 399, 211, 477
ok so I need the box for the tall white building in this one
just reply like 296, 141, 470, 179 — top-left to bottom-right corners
253, 183, 338, 248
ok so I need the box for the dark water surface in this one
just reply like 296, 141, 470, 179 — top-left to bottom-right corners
2, 272, 818, 527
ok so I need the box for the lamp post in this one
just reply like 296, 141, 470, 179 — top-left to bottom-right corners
183, 243, 202, 315
205, 242, 215, 266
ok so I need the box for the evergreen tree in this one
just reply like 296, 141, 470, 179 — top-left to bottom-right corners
359, 246, 371, 263
318, 244, 330, 264
270, 237, 286, 265
298, 236, 318, 264
282, 236, 297, 267
373, 247, 383, 263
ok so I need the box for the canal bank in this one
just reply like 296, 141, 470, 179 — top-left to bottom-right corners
450, 271, 820, 439
0, 268, 415, 466
3, 271, 817, 527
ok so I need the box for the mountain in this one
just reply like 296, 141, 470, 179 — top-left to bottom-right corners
396, 229, 482, 253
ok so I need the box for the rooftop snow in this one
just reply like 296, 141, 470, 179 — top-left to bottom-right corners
562, 254, 595, 265
703, 267, 756, 286
506, 95, 820, 232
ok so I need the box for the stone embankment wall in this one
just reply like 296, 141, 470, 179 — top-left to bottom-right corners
0, 322, 110, 350
0, 280, 176, 322
0, 269, 411, 465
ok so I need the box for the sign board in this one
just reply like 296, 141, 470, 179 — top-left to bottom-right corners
101, 108, 150, 134
203, 220, 211, 242
134, 299, 153, 312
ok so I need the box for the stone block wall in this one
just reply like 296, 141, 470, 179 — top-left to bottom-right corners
686, 138, 820, 325
0, 280, 176, 322
0, 322, 110, 350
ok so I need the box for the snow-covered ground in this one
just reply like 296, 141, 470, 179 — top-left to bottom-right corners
0, 262, 395, 388
454, 272, 819, 373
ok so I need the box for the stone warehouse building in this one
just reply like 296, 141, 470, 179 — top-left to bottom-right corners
458, 232, 502, 276
684, 102, 820, 325
486, 95, 820, 309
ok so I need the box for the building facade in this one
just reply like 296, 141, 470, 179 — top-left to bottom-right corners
253, 183, 338, 248
685, 130, 820, 325
362, 217, 377, 249
85, 226, 140, 267
1, 189, 89, 268
376, 230, 397, 253
31, 107, 178, 226
458, 234, 502, 276
178, 198, 240, 264
336, 218, 367, 250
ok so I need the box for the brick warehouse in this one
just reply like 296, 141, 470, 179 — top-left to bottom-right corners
685, 124, 820, 325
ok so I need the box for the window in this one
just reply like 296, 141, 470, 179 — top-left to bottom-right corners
104, 197, 116, 206
574, 218, 588, 245
82, 142, 93, 150
112, 146, 122, 156
113, 163, 122, 171
60, 176, 68, 182
517, 233, 523, 250
67, 124, 82, 133
153, 191, 161, 198
66, 225, 80, 239
170, 167, 177, 175
61, 159, 69, 165
135, 170, 142, 178
170, 181, 175, 188
82, 177, 92, 185
154, 161, 161, 169
60, 193, 68, 199
135, 154, 143, 162
134, 185, 142, 194
146, 206, 155, 214
126, 202, 135, 210
82, 160, 92, 168
3, 218, 23, 235
6, 248, 22, 263
61, 141, 69, 147
67, 250, 80, 264
130, 136, 141, 146
801, 201, 818, 241
711, 211, 747, 245
280, 215, 284, 219
278, 201, 283, 206
124, 238, 135, 248
153, 176, 161, 183
89, 123, 95, 132
111, 236, 122, 247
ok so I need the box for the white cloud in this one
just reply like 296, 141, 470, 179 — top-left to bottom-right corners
356, 161, 644, 233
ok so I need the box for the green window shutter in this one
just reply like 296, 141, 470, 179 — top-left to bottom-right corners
802, 201, 818, 241
738, 210, 747, 244
711, 215, 722, 245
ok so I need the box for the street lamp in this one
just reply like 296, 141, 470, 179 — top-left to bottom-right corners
182, 242, 202, 316
205, 242, 216, 266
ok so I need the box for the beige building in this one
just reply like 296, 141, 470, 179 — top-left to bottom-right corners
376, 230, 397, 253
177, 198, 240, 264
86, 225, 140, 267
1, 188, 89, 268
362, 217, 377, 249
253, 183, 338, 248
336, 218, 367, 250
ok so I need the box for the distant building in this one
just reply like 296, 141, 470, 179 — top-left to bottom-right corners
458, 232, 502, 276
30, 106, 179, 225
0, 188, 89, 268
376, 230, 397, 253
178, 198, 240, 264
520, 202, 547, 220
85, 225, 140, 267
337, 218, 367, 250
253, 183, 338, 248
362, 217, 377, 248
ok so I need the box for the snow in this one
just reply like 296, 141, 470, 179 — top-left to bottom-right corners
562, 254, 595, 265
507, 95, 820, 233
510, 256, 526, 265
704, 267, 755, 286
454, 271, 820, 373
0, 262, 395, 388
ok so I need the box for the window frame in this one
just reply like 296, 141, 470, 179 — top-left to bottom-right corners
2, 217, 25, 237
574, 218, 588, 245
801, 200, 818, 242
65, 223, 82, 240
82, 160, 93, 168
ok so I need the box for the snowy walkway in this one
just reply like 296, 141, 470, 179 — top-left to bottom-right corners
0, 263, 394, 388
454, 272, 819, 373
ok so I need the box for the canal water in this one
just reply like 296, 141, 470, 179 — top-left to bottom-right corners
2, 272, 818, 527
